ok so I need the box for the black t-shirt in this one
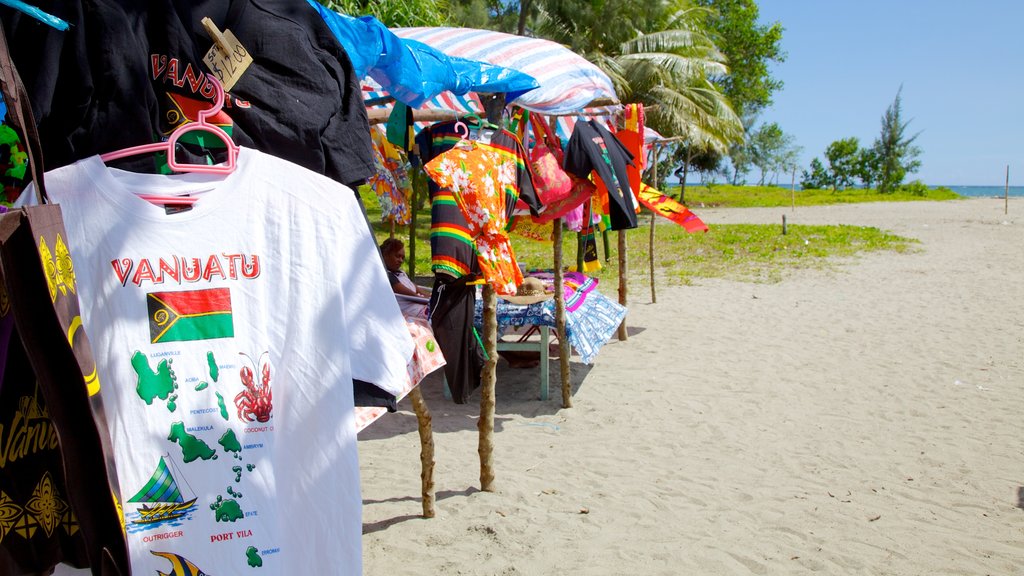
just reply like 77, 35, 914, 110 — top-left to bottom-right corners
562, 120, 638, 230
2, 0, 374, 187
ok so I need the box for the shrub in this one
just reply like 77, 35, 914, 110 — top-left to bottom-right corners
899, 180, 929, 197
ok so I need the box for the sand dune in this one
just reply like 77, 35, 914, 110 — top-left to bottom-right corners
359, 198, 1024, 575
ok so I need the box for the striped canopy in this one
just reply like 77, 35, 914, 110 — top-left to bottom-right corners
392, 27, 618, 115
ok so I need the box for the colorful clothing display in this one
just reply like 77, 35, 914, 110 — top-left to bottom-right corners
2, 0, 374, 187
20, 148, 414, 575
424, 140, 523, 296
637, 183, 709, 233
428, 275, 486, 404
473, 280, 625, 365
563, 120, 638, 230
369, 127, 413, 225
414, 121, 539, 280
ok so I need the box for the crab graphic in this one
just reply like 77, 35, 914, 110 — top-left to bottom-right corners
235, 351, 272, 423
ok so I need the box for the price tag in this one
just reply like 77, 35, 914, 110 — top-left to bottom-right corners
201, 17, 252, 92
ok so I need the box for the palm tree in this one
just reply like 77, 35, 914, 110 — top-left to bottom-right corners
534, 0, 742, 149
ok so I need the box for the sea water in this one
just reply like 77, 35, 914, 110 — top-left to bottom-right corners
944, 185, 1024, 197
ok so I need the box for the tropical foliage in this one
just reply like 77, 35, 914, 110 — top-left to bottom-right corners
874, 88, 922, 193
801, 90, 922, 193
318, 0, 450, 27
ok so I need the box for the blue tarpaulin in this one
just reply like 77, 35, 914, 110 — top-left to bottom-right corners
306, 2, 538, 108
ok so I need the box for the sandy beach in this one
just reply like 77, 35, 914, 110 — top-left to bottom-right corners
358, 198, 1024, 575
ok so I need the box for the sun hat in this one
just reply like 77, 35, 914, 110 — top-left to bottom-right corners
499, 276, 553, 306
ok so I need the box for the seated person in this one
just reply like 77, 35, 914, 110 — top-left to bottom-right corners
380, 238, 431, 318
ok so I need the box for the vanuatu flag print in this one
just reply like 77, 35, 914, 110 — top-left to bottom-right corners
147, 288, 234, 344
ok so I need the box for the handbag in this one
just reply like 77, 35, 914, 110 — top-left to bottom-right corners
533, 176, 595, 224
0, 23, 129, 575
527, 113, 573, 206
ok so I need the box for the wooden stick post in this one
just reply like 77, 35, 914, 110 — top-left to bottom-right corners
649, 143, 658, 304
553, 217, 572, 408
790, 166, 797, 212
478, 285, 498, 491
1005, 165, 1010, 215
408, 387, 435, 517
477, 92, 505, 492
408, 170, 422, 278
617, 229, 628, 341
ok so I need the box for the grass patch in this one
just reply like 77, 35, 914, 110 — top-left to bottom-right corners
673, 184, 960, 208
360, 189, 918, 287
512, 217, 917, 286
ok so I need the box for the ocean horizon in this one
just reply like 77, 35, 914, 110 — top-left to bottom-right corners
941, 185, 1024, 197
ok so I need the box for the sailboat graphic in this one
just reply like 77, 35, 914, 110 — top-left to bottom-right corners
127, 456, 197, 528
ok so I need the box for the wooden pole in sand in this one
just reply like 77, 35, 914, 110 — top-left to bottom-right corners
477, 93, 504, 492
1005, 165, 1010, 215
790, 166, 797, 212
553, 217, 572, 408
616, 229, 628, 341
408, 171, 421, 278
478, 284, 498, 491
548, 116, 572, 408
649, 143, 658, 304
408, 387, 435, 517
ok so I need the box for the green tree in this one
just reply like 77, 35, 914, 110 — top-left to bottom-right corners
319, 0, 450, 27
823, 137, 860, 190
855, 146, 881, 190
693, 0, 785, 119
748, 122, 797, 186
800, 157, 830, 190
873, 87, 922, 194
535, 0, 743, 158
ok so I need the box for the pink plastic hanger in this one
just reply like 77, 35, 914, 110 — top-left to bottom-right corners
100, 76, 239, 206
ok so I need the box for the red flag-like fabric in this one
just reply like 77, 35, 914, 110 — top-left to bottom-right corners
637, 183, 709, 233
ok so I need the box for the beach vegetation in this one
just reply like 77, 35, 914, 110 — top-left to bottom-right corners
669, 183, 960, 208
693, 0, 785, 120
507, 219, 917, 285
360, 189, 920, 287
823, 137, 860, 190
747, 122, 800, 187
873, 87, 922, 193
317, 0, 450, 27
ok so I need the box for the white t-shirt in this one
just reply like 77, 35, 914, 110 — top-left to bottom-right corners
28, 148, 413, 575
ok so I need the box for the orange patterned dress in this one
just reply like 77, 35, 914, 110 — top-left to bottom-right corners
424, 140, 523, 296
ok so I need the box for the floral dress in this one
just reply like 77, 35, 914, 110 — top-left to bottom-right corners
424, 140, 523, 296
368, 127, 413, 225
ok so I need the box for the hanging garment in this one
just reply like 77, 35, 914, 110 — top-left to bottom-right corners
368, 128, 413, 225
423, 140, 523, 296
428, 275, 485, 405
18, 148, 414, 575
563, 120, 638, 230
1, 0, 374, 188
414, 120, 539, 280
637, 183, 708, 233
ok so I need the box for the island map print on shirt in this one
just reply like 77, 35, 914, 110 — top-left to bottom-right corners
27, 148, 414, 575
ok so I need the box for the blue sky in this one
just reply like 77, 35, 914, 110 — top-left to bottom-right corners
755, 1, 1023, 186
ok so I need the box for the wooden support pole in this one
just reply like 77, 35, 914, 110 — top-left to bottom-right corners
1005, 165, 1010, 215
477, 93, 505, 492
649, 144, 658, 304
791, 166, 797, 212
617, 229, 628, 341
409, 387, 435, 518
478, 285, 498, 491
408, 171, 422, 278
553, 217, 572, 408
